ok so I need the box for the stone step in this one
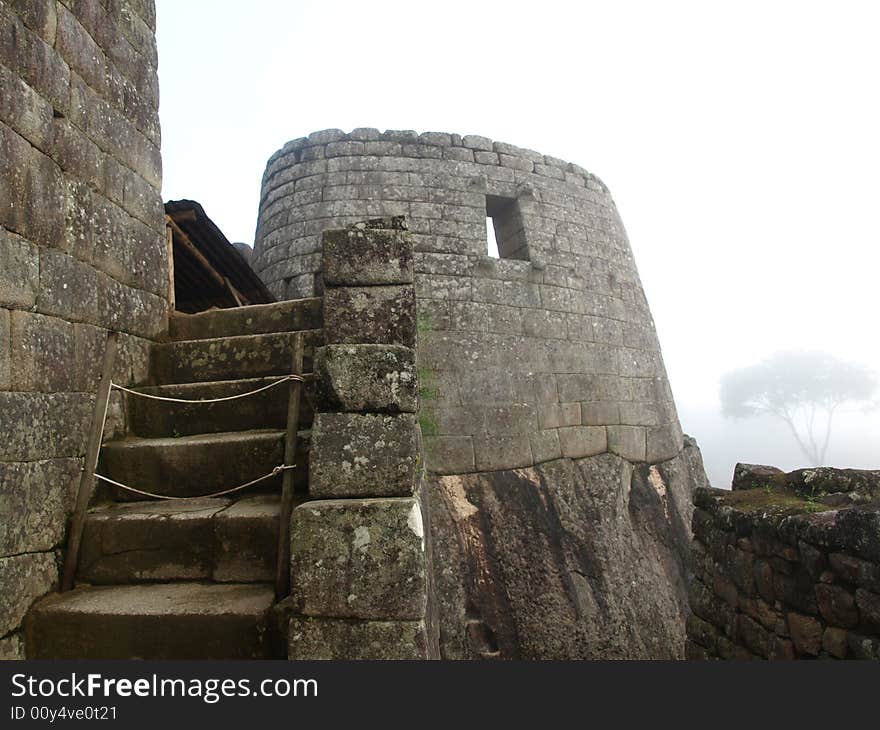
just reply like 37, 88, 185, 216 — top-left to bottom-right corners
168, 298, 322, 341
126, 375, 315, 437
25, 583, 277, 659
150, 329, 321, 384
77, 494, 306, 584
98, 429, 310, 501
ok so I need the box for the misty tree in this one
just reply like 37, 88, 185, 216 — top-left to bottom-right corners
720, 351, 877, 466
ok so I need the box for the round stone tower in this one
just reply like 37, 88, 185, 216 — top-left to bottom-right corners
253, 129, 708, 659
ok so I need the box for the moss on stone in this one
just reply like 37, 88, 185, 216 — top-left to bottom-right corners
716, 487, 830, 516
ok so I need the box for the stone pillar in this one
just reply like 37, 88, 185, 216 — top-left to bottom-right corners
287, 218, 438, 659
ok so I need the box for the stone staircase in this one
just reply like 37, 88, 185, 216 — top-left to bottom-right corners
24, 298, 322, 659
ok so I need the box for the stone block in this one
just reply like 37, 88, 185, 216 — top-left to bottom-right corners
289, 498, 427, 620
424, 435, 475, 474
322, 226, 413, 286
0, 7, 69, 112
581, 401, 620, 426
0, 308, 8, 389
769, 636, 795, 660
0, 121, 66, 249
822, 627, 849, 658
815, 583, 858, 628
36, 248, 101, 323
308, 129, 346, 145
0, 62, 54, 152
0, 632, 24, 660
856, 588, 880, 632
530, 429, 562, 463
5, 0, 57, 43
847, 632, 880, 660
646, 422, 684, 462
0, 552, 57, 636
310, 413, 420, 498
212, 496, 280, 583
619, 402, 661, 427
736, 614, 771, 658
484, 403, 538, 434
288, 616, 429, 660
324, 285, 416, 347
10, 309, 77, 391
607, 425, 646, 462
0, 392, 91, 461
430, 405, 485, 436
558, 425, 607, 459
325, 140, 364, 157
787, 612, 822, 656
473, 433, 533, 471
538, 402, 580, 429
315, 344, 417, 414
0, 457, 79, 555
462, 134, 493, 151
0, 228, 39, 308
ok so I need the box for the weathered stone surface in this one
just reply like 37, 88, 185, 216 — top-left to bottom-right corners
689, 467, 880, 660
25, 583, 275, 659
732, 463, 786, 491
0, 458, 79, 555
0, 552, 57, 636
847, 632, 880, 659
322, 223, 413, 286
0, 392, 91, 461
1, 0, 166, 648
213, 495, 284, 583
472, 433, 532, 471
168, 298, 322, 341
856, 588, 880, 632
423, 435, 476, 474
78, 499, 228, 583
128, 375, 313, 438
0, 228, 39, 308
100, 430, 310, 501
151, 330, 319, 384
315, 344, 417, 413
815, 583, 858, 628
310, 413, 420, 498
0, 632, 24, 660
558, 425, 607, 459
822, 627, 849, 658
0, 308, 9, 390
288, 616, 429, 660
324, 285, 416, 347
787, 612, 822, 656
429, 442, 702, 658
736, 614, 771, 658
290, 498, 427, 620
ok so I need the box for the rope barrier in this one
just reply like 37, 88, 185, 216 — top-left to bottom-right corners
110, 374, 303, 404
93, 464, 296, 501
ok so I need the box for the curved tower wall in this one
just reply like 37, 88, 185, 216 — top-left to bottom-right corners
253, 129, 683, 474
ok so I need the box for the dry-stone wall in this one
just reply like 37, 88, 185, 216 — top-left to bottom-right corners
255, 131, 708, 658
688, 465, 880, 660
286, 219, 438, 659
254, 129, 681, 475
0, 0, 167, 658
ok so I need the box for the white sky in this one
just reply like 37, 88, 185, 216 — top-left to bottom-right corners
156, 0, 880, 409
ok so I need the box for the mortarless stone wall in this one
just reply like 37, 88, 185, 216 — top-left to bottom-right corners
0, 0, 167, 658
253, 130, 709, 658
688, 466, 880, 660
253, 129, 682, 475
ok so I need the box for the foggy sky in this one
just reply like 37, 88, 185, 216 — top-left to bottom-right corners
155, 1, 879, 474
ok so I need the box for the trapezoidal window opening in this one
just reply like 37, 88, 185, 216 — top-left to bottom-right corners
485, 194, 529, 261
